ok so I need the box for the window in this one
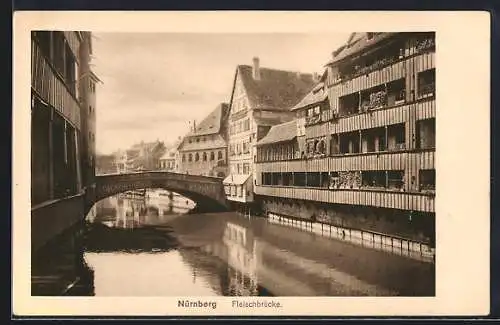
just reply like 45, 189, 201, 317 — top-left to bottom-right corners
420, 169, 435, 191
361, 171, 386, 188
339, 92, 360, 116
182, 154, 186, 162
210, 152, 215, 161
339, 131, 360, 154
52, 32, 66, 77
387, 123, 406, 150
243, 163, 250, 174
195, 153, 200, 161
89, 106, 92, 115
196, 138, 200, 143
387, 171, 405, 190
202, 152, 207, 161
418, 68, 435, 98
218, 151, 223, 160
188, 154, 192, 162
64, 42, 77, 95
416, 118, 436, 149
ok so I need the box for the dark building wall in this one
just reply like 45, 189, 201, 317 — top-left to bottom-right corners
259, 196, 434, 244
31, 31, 85, 206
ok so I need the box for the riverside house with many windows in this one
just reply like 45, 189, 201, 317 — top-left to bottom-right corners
223, 57, 317, 212
254, 32, 436, 245
176, 103, 230, 177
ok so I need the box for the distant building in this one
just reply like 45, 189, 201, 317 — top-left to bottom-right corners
78, 31, 102, 190
95, 154, 116, 175
176, 103, 230, 177
223, 57, 317, 210
158, 147, 177, 171
114, 140, 166, 173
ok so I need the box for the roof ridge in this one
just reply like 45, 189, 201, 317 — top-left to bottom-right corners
238, 64, 314, 77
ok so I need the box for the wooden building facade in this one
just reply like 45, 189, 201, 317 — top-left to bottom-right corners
254, 32, 436, 244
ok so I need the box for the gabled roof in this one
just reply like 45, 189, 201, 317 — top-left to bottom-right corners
236, 65, 316, 111
256, 120, 297, 146
186, 103, 228, 137
327, 32, 398, 66
291, 71, 329, 111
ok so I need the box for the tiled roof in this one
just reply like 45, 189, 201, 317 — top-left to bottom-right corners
327, 32, 398, 66
223, 174, 251, 185
291, 81, 328, 111
256, 120, 297, 146
254, 116, 290, 126
178, 136, 227, 152
159, 149, 176, 160
186, 103, 228, 137
237, 65, 316, 111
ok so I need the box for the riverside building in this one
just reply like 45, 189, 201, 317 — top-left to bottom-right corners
31, 31, 96, 251
223, 57, 316, 213
176, 103, 230, 177
254, 32, 436, 247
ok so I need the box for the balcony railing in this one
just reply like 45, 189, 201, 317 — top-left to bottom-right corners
255, 185, 434, 213
305, 114, 321, 126
31, 39, 81, 128
335, 37, 435, 84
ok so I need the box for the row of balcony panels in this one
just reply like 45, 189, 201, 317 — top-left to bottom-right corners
307, 99, 435, 138
330, 52, 435, 98
31, 40, 81, 128
256, 150, 434, 173
254, 185, 434, 213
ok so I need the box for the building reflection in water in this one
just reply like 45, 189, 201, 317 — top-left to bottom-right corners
32, 189, 434, 296
31, 220, 95, 296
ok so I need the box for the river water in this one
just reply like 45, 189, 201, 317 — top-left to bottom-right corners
31, 189, 435, 297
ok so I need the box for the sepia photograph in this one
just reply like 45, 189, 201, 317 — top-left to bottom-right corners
13, 11, 489, 316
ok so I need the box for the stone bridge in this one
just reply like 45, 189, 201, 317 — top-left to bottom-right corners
93, 172, 229, 212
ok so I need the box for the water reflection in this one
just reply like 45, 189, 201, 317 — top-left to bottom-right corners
32, 189, 434, 296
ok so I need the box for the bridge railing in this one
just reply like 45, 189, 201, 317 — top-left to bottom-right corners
96, 171, 223, 183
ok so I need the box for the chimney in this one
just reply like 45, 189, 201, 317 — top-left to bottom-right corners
252, 57, 260, 80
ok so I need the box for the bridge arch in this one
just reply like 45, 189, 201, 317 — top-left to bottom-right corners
94, 172, 229, 213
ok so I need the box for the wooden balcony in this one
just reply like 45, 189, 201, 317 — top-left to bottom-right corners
256, 150, 435, 173
254, 185, 434, 212
31, 39, 81, 128
306, 99, 435, 138
331, 52, 435, 98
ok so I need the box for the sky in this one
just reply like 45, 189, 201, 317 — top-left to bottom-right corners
92, 32, 350, 155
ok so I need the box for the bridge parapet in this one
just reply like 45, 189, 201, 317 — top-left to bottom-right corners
94, 172, 228, 212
